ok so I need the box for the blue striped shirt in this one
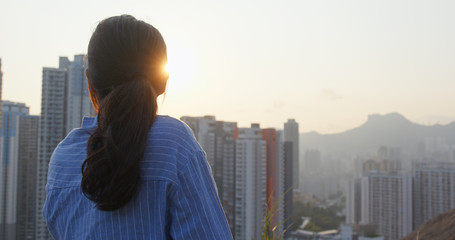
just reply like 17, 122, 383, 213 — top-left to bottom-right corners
44, 116, 233, 240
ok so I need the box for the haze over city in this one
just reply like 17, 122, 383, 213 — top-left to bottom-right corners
2, 2, 455, 239
1, 0, 455, 134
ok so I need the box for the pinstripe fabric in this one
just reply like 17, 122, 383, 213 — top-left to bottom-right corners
43, 116, 233, 240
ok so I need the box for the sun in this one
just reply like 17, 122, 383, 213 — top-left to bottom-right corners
163, 62, 169, 75
161, 41, 196, 95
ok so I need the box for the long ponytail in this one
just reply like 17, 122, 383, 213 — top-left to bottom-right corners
81, 15, 167, 211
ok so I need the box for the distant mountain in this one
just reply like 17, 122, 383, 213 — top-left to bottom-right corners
300, 113, 455, 156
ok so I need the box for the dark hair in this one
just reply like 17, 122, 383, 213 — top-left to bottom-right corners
81, 15, 168, 211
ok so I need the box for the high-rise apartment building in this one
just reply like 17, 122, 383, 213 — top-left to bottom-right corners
359, 147, 402, 175
181, 115, 216, 167
214, 121, 237, 233
65, 55, 93, 133
282, 141, 294, 238
36, 56, 94, 239
0, 101, 37, 240
181, 116, 293, 238
361, 171, 413, 240
17, 115, 39, 240
413, 162, 455, 229
262, 129, 285, 235
234, 124, 267, 240
180, 116, 238, 232
302, 149, 322, 197
284, 119, 299, 190
345, 178, 361, 225
304, 149, 322, 174
36, 65, 67, 240
347, 160, 455, 239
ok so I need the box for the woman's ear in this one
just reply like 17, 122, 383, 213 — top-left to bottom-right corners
158, 72, 169, 96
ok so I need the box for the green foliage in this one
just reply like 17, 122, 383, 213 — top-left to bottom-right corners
258, 199, 284, 240
365, 233, 380, 238
259, 187, 294, 240
292, 202, 343, 232
292, 201, 305, 230
303, 222, 322, 232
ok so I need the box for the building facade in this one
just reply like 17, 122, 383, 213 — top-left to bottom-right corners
284, 119, 299, 190
262, 129, 285, 235
302, 149, 323, 198
0, 101, 37, 240
347, 160, 455, 239
17, 115, 39, 240
214, 121, 237, 233
283, 141, 294, 238
181, 116, 239, 234
362, 171, 413, 240
234, 124, 267, 240
181, 115, 216, 168
413, 162, 455, 229
181, 116, 294, 239
36, 56, 94, 239
36, 65, 67, 240
65, 55, 94, 133
346, 178, 361, 225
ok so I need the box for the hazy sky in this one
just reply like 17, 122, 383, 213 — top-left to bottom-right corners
1, 0, 454, 133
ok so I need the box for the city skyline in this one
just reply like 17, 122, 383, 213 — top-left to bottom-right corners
1, 0, 455, 133
0, 72, 454, 239
1, 2, 455, 237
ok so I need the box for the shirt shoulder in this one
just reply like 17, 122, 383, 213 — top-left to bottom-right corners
151, 116, 198, 143
48, 116, 203, 188
149, 115, 203, 155
140, 116, 204, 181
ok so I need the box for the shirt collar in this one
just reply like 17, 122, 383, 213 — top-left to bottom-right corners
81, 116, 97, 129
81, 115, 167, 129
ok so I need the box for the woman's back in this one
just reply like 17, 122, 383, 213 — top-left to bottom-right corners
44, 116, 232, 239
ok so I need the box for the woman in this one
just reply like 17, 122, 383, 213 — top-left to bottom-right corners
44, 15, 233, 240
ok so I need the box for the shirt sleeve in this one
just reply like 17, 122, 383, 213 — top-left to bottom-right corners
168, 151, 233, 240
